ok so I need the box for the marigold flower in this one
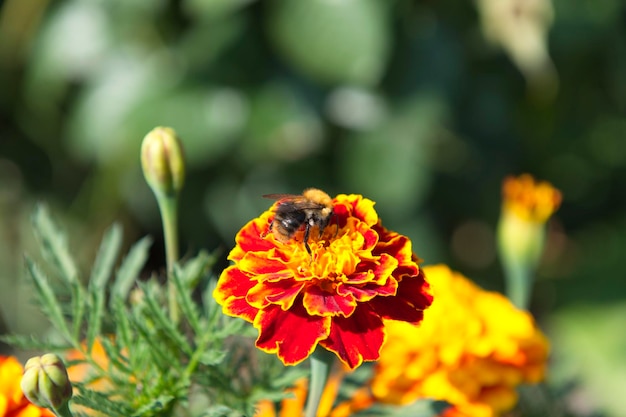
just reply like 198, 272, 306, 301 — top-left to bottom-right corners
0, 355, 55, 417
214, 192, 433, 369
368, 264, 549, 417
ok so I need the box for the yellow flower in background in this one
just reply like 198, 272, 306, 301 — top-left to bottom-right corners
0, 355, 54, 417
501, 174, 561, 224
367, 265, 549, 417
497, 173, 561, 308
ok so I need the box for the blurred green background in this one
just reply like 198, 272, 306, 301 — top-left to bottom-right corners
0, 0, 624, 416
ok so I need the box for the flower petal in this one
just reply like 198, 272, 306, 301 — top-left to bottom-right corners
369, 269, 432, 324
255, 303, 331, 366
320, 306, 385, 369
213, 267, 259, 322
247, 280, 305, 310
303, 286, 356, 317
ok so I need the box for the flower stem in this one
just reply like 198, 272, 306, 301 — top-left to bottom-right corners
305, 349, 334, 417
504, 260, 533, 309
158, 194, 180, 324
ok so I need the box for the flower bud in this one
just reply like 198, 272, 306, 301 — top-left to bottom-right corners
141, 127, 186, 196
21, 353, 73, 410
497, 174, 561, 269
497, 174, 561, 308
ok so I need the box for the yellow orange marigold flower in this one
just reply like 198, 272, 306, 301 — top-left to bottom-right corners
501, 174, 561, 224
214, 192, 433, 369
0, 355, 55, 417
368, 264, 549, 417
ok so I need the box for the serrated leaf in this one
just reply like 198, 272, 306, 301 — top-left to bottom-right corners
24, 256, 72, 340
31, 204, 79, 284
85, 224, 122, 350
85, 289, 105, 352
90, 223, 123, 290
179, 249, 219, 287
0, 334, 71, 351
140, 282, 193, 355
100, 336, 132, 375
72, 389, 134, 416
111, 297, 132, 355
131, 395, 175, 417
111, 236, 152, 303
70, 280, 87, 342
130, 309, 174, 371
199, 349, 227, 366
172, 266, 201, 332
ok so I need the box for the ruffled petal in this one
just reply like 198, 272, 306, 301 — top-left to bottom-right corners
320, 306, 385, 369
255, 304, 331, 366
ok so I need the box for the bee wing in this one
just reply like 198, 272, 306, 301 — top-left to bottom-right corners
262, 193, 301, 200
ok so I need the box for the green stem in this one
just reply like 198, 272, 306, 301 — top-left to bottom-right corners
504, 260, 533, 310
305, 349, 334, 417
52, 401, 74, 417
158, 193, 180, 324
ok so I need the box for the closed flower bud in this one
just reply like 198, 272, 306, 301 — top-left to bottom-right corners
141, 127, 186, 196
21, 353, 72, 410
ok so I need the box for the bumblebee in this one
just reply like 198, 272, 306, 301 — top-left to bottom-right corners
263, 188, 335, 256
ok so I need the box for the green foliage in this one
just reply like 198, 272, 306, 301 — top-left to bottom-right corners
5, 205, 300, 417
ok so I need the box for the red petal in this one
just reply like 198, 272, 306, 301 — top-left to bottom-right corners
303, 286, 356, 317
233, 215, 275, 255
254, 303, 331, 366
247, 280, 305, 310
351, 254, 398, 285
320, 306, 385, 369
373, 231, 418, 278
213, 267, 258, 322
369, 270, 432, 323
237, 252, 294, 281
338, 276, 398, 302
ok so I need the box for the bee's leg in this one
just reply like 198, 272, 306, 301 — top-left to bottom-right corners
303, 222, 312, 257
262, 219, 273, 238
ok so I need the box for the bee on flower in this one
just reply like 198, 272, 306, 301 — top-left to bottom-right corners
213, 190, 433, 369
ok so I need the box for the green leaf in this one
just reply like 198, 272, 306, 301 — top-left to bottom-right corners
86, 224, 123, 350
140, 282, 193, 356
172, 265, 201, 332
179, 249, 220, 288
131, 395, 175, 417
31, 204, 79, 284
90, 223, 123, 290
111, 236, 152, 303
199, 349, 227, 366
0, 334, 71, 351
24, 256, 72, 341
111, 297, 132, 356
131, 307, 176, 371
72, 388, 134, 416
70, 280, 87, 342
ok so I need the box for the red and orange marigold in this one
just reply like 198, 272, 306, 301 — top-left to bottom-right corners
213, 192, 433, 369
